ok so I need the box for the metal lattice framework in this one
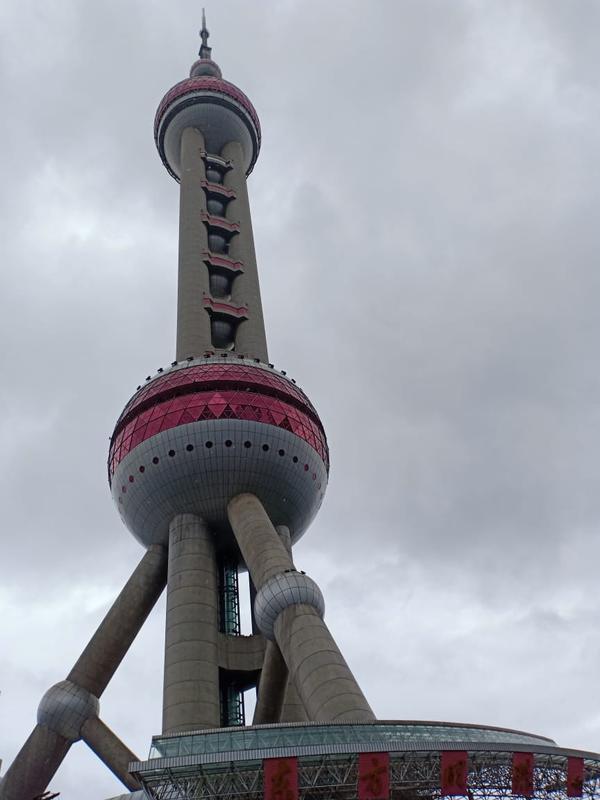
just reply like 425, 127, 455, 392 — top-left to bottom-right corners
135, 751, 600, 800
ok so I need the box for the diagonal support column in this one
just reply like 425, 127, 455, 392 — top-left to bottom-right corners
0, 725, 71, 800
81, 716, 141, 790
253, 526, 307, 724
68, 544, 168, 697
0, 545, 167, 800
228, 494, 375, 723
253, 639, 288, 724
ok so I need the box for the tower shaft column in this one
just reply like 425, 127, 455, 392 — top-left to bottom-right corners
162, 514, 220, 733
222, 140, 269, 362
228, 494, 374, 723
176, 127, 212, 360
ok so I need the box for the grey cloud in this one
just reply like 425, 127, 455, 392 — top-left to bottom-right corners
1, 1, 599, 796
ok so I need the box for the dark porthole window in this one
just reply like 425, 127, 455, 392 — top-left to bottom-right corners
292, 456, 298, 463
129, 475, 135, 483
152, 456, 160, 464
244, 441, 252, 448
168, 449, 176, 457
205, 441, 213, 449
139, 466, 145, 473
262, 444, 269, 452
186, 444, 194, 452
278, 449, 285, 457
304, 464, 309, 471
225, 440, 233, 448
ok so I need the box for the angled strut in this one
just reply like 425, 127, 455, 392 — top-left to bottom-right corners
228, 494, 375, 723
0, 545, 167, 800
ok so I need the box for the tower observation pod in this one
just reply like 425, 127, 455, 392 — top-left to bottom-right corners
3, 13, 600, 800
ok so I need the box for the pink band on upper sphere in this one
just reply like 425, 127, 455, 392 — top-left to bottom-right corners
154, 76, 261, 139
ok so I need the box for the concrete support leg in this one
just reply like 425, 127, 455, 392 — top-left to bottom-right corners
81, 716, 141, 790
0, 725, 71, 800
227, 494, 375, 723
253, 639, 288, 724
68, 544, 168, 697
274, 605, 373, 722
1, 546, 167, 799
281, 675, 309, 722
162, 514, 220, 733
253, 526, 307, 724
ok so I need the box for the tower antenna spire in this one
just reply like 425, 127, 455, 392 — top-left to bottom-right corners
199, 7, 212, 59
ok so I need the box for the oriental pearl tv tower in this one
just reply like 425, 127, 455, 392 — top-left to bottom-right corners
3, 14, 600, 800
0, 13, 372, 799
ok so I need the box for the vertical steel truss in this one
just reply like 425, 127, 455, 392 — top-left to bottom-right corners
220, 683, 246, 728
218, 559, 245, 727
219, 561, 241, 636
138, 751, 600, 800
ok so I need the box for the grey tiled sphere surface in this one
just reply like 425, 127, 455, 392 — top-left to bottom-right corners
254, 572, 325, 640
37, 680, 99, 741
112, 420, 328, 552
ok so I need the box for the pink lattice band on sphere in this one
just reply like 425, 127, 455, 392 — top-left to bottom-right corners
155, 76, 261, 139
109, 364, 329, 477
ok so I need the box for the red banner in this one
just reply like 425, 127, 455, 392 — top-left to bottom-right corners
358, 752, 390, 800
567, 757, 584, 798
263, 757, 298, 800
512, 752, 534, 797
441, 751, 468, 796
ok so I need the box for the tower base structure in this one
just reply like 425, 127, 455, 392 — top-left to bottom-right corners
116, 721, 600, 800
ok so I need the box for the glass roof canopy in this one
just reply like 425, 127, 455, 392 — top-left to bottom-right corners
148, 720, 555, 761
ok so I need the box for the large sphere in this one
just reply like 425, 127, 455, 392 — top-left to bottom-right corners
154, 75, 261, 180
109, 357, 329, 553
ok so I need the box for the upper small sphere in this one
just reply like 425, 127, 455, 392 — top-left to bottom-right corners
155, 75, 261, 180
156, 17, 260, 179
190, 58, 222, 78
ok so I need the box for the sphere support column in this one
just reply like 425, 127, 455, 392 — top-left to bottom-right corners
176, 127, 212, 360
162, 514, 221, 733
222, 139, 269, 362
228, 494, 374, 723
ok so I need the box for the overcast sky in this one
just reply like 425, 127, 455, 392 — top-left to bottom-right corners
1, 1, 600, 796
